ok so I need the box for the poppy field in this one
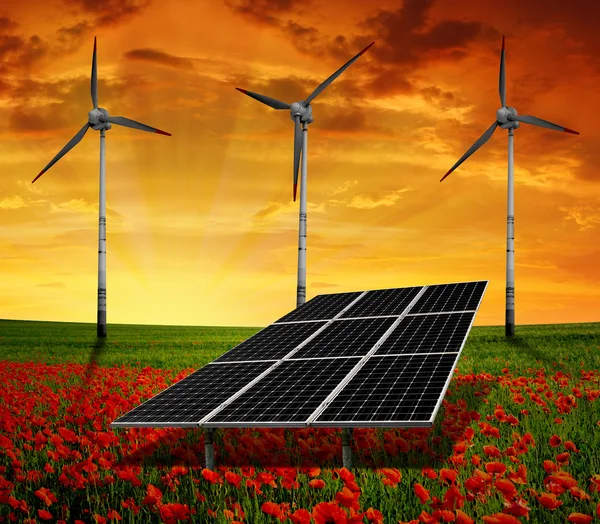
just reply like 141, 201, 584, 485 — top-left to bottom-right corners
0, 319, 599, 523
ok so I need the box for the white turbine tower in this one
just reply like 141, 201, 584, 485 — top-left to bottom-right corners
441, 36, 579, 337
32, 37, 171, 338
236, 42, 374, 308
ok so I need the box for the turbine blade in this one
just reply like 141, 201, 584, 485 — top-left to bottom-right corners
499, 35, 506, 107
293, 115, 302, 201
108, 116, 171, 135
32, 122, 91, 183
512, 114, 579, 134
303, 41, 374, 105
235, 88, 290, 110
91, 37, 98, 109
441, 121, 499, 182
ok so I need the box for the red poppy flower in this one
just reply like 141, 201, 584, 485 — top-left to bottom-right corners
379, 468, 402, 487
564, 441, 580, 453
495, 479, 517, 500
414, 483, 430, 504
366, 507, 384, 523
483, 445, 500, 457
261, 502, 285, 521
34, 487, 58, 507
422, 468, 438, 479
121, 499, 140, 515
443, 485, 465, 510
455, 509, 474, 524
224, 471, 242, 488
160, 503, 191, 523
543, 460, 558, 473
201, 469, 222, 484
416, 510, 438, 524
142, 484, 163, 506
482, 513, 520, 523
335, 487, 356, 509
503, 498, 530, 518
567, 514, 593, 524
289, 509, 312, 524
312, 502, 348, 524
537, 492, 562, 510
485, 462, 507, 475
309, 479, 326, 489
38, 510, 53, 521
440, 468, 458, 484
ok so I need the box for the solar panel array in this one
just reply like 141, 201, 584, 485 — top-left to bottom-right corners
111, 281, 487, 429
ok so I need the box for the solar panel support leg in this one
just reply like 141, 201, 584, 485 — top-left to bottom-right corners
204, 428, 215, 470
342, 428, 353, 469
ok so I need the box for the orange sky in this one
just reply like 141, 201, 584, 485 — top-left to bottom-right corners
0, 0, 599, 327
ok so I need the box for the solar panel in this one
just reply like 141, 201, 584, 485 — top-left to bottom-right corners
110, 361, 273, 427
373, 312, 474, 356
340, 286, 422, 318
110, 280, 487, 430
205, 358, 361, 426
213, 321, 327, 363
311, 353, 458, 426
291, 317, 398, 359
275, 291, 363, 323
410, 281, 486, 314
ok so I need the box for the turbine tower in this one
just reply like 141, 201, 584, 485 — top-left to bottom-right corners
33, 38, 171, 338
441, 36, 578, 337
236, 42, 374, 308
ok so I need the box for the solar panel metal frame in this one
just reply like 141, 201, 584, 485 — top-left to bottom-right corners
110, 280, 487, 429
202, 357, 363, 428
109, 360, 275, 428
309, 280, 488, 427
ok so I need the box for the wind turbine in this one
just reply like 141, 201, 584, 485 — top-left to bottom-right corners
236, 42, 374, 308
441, 36, 578, 337
32, 37, 171, 338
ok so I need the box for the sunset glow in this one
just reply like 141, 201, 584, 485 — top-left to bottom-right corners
0, 0, 598, 327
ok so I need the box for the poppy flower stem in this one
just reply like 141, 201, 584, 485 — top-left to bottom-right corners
204, 428, 215, 471
342, 428, 353, 470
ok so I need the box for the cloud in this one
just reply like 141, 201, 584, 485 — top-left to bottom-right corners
125, 48, 195, 70
282, 20, 321, 54
420, 85, 467, 110
0, 33, 48, 72
17, 180, 51, 195
50, 198, 123, 220
0, 17, 18, 32
253, 201, 292, 221
361, 1, 492, 67
252, 200, 325, 223
0, 195, 26, 209
69, 0, 151, 27
56, 21, 91, 53
9, 108, 69, 132
330, 188, 413, 210
225, 0, 295, 26
330, 180, 358, 195
560, 204, 600, 230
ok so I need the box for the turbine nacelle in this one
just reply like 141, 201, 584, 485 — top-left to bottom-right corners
290, 102, 314, 124
88, 107, 111, 130
497, 106, 520, 129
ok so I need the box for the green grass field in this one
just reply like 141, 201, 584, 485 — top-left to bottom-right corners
0, 319, 599, 523
1, 318, 599, 374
